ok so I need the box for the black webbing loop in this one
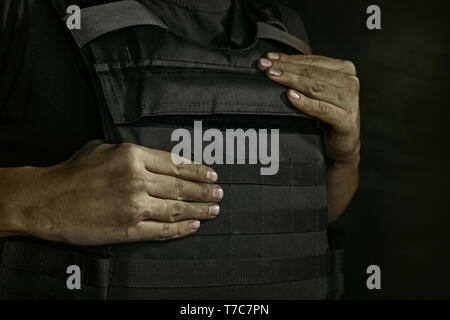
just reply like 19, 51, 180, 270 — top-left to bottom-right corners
67, 0, 168, 48
327, 228, 345, 300
328, 249, 345, 300
330, 248, 344, 273
256, 21, 312, 55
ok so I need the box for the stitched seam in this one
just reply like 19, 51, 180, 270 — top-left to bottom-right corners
109, 71, 266, 79
113, 107, 309, 123
107, 278, 327, 290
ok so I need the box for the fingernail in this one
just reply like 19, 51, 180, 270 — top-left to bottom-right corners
206, 170, 218, 182
267, 52, 280, 60
213, 188, 224, 200
259, 58, 272, 67
269, 68, 282, 77
189, 220, 200, 231
208, 205, 220, 217
289, 90, 300, 99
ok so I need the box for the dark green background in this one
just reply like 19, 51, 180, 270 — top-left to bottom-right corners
279, 0, 450, 299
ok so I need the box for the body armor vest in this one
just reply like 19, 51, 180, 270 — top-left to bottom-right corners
0, 0, 344, 300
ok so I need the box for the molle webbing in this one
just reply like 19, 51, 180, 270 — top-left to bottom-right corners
1, 240, 328, 299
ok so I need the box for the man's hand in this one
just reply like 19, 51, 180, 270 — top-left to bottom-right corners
0, 141, 223, 245
258, 53, 360, 221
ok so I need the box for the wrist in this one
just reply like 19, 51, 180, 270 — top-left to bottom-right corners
326, 145, 360, 222
0, 166, 50, 237
329, 143, 360, 171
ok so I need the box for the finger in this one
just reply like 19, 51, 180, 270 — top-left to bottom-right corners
136, 146, 218, 183
263, 67, 358, 112
258, 58, 360, 94
129, 219, 201, 241
266, 52, 357, 76
143, 196, 220, 222
146, 171, 224, 202
287, 89, 353, 134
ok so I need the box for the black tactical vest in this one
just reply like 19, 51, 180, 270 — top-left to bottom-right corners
0, 0, 344, 299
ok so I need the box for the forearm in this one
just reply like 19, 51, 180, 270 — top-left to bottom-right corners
327, 151, 360, 223
0, 166, 42, 238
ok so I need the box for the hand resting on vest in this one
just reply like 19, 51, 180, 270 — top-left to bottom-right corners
0, 141, 223, 245
258, 53, 361, 222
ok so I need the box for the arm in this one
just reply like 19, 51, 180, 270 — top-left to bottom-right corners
258, 53, 360, 222
0, 167, 35, 238
0, 141, 222, 244
327, 145, 360, 222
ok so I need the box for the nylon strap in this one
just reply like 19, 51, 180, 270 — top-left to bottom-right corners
68, 0, 168, 48
256, 21, 313, 55
329, 248, 344, 273
328, 248, 345, 300
1, 240, 326, 289
327, 229, 345, 299
110, 255, 327, 288
65, 0, 311, 54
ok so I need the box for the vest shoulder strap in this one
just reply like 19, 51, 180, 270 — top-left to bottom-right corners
250, 0, 312, 54
49, 0, 311, 54
256, 21, 312, 55
49, 0, 168, 48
